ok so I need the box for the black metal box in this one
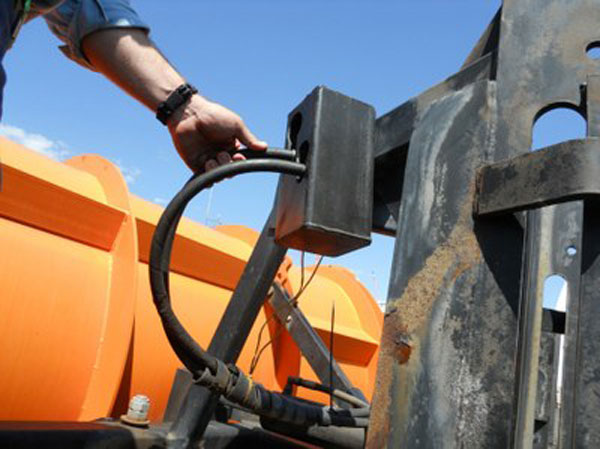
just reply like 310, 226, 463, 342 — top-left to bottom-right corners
274, 86, 375, 256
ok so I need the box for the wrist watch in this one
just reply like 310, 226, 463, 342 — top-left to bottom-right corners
156, 83, 198, 125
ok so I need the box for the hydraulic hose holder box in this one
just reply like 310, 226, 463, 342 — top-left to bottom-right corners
274, 86, 375, 256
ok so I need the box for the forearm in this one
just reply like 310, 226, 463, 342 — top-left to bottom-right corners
80, 27, 266, 172
81, 28, 186, 111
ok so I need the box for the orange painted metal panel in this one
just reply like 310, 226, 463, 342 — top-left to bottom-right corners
66, 155, 138, 421
0, 218, 114, 419
0, 144, 137, 421
0, 137, 106, 202
0, 164, 125, 251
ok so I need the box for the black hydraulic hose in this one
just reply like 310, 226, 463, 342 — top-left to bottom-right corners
195, 360, 369, 428
149, 153, 369, 429
237, 147, 297, 161
149, 156, 306, 375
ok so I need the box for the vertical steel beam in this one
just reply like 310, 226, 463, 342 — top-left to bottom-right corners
367, 80, 519, 448
492, 2, 600, 446
513, 208, 546, 449
514, 201, 584, 449
572, 74, 600, 448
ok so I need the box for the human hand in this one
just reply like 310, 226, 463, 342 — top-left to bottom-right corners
167, 95, 268, 172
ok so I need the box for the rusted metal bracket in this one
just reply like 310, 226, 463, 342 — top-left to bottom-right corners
269, 283, 367, 405
475, 138, 600, 217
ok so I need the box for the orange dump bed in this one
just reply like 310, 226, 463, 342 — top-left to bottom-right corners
0, 137, 383, 422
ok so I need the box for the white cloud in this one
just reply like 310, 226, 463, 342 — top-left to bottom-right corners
114, 160, 142, 185
0, 124, 142, 185
153, 197, 167, 205
0, 124, 70, 160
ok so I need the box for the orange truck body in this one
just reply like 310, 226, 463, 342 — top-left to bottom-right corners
0, 138, 382, 422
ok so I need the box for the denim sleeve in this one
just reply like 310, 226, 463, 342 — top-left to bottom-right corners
43, 0, 150, 70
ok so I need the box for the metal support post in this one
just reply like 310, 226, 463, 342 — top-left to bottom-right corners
166, 209, 288, 448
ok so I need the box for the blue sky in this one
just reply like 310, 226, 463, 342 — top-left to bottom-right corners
3, 1, 581, 306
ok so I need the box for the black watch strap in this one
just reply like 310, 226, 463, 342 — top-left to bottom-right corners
156, 83, 198, 125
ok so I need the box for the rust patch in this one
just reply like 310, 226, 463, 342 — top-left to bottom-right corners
368, 198, 482, 447
387, 219, 481, 336
393, 333, 413, 364
367, 412, 390, 449
367, 318, 399, 448
384, 305, 398, 317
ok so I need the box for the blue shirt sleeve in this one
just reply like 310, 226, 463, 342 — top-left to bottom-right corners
43, 0, 150, 70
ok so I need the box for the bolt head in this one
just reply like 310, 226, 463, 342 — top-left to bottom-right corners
120, 394, 151, 427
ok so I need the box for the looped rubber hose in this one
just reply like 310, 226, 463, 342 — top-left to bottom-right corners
149, 158, 306, 375
149, 157, 371, 428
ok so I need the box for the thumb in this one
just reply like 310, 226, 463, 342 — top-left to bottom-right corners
237, 122, 268, 151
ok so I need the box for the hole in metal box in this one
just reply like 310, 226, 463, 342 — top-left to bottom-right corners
288, 112, 303, 150
586, 41, 600, 60
296, 141, 310, 183
299, 141, 310, 165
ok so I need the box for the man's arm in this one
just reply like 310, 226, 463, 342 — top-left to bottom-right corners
80, 28, 267, 171
43, 0, 266, 172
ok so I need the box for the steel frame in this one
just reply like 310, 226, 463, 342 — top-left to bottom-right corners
368, 1, 600, 448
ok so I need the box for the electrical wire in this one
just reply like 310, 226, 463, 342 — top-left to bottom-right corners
248, 316, 274, 375
329, 301, 335, 409
300, 251, 306, 289
291, 256, 324, 307
249, 255, 324, 375
249, 325, 284, 375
